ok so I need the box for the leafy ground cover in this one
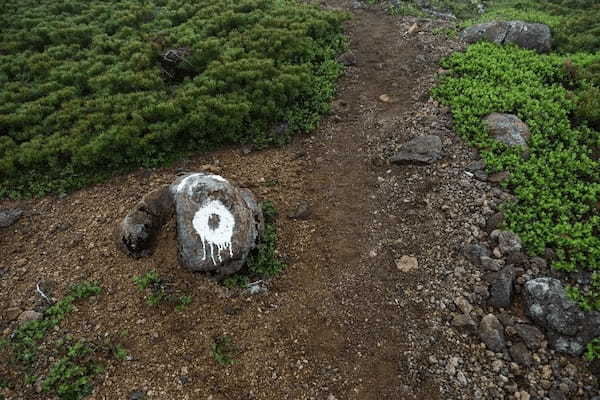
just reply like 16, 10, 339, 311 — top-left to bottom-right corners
0, 0, 346, 198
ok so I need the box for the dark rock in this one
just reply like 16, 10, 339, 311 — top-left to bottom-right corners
466, 160, 485, 172
497, 231, 522, 255
483, 113, 531, 148
481, 256, 503, 272
524, 277, 600, 356
0, 208, 23, 228
129, 390, 146, 400
479, 314, 506, 352
544, 247, 557, 262
288, 200, 311, 220
530, 256, 547, 271
116, 186, 174, 258
171, 173, 263, 277
391, 135, 443, 165
485, 212, 504, 232
488, 265, 515, 308
509, 342, 533, 367
451, 313, 477, 330
338, 51, 357, 66
460, 21, 552, 53
506, 251, 528, 266
515, 324, 544, 350
463, 243, 490, 265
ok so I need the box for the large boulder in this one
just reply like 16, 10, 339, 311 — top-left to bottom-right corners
171, 173, 263, 276
460, 21, 552, 53
524, 277, 600, 356
391, 135, 443, 165
483, 113, 530, 148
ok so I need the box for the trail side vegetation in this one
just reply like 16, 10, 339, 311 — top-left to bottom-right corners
0, 0, 346, 198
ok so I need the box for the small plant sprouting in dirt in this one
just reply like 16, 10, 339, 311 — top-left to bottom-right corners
8, 282, 101, 365
133, 270, 193, 310
42, 341, 103, 400
175, 295, 193, 312
134, 270, 168, 306
220, 201, 286, 288
112, 344, 129, 361
211, 336, 237, 366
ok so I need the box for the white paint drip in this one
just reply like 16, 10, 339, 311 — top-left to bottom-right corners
192, 199, 235, 265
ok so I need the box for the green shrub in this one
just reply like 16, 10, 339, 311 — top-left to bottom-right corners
433, 42, 600, 279
0, 0, 346, 198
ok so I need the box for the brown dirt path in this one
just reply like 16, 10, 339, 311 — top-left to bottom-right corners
0, 2, 468, 400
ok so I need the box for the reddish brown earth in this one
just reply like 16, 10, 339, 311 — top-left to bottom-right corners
2, 1, 597, 400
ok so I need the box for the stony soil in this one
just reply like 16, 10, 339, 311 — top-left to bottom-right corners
1, 1, 598, 399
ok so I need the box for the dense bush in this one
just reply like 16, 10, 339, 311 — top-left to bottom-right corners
433, 42, 600, 279
0, 0, 346, 197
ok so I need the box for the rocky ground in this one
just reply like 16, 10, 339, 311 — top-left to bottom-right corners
1, 0, 599, 399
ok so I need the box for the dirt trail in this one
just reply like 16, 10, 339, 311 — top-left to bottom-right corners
1, 2, 484, 400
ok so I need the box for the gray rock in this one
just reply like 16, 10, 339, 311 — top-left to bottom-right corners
481, 256, 503, 272
463, 243, 490, 265
480, 314, 506, 352
460, 21, 552, 53
18, 310, 43, 326
0, 208, 23, 228
483, 113, 531, 148
509, 342, 533, 367
524, 277, 600, 356
497, 231, 522, 255
529, 256, 547, 271
515, 324, 544, 350
506, 251, 528, 266
116, 186, 174, 258
391, 135, 443, 165
488, 265, 515, 308
485, 212, 504, 232
452, 313, 477, 330
171, 173, 263, 277
288, 200, 311, 220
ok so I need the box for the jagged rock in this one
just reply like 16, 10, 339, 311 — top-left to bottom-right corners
524, 277, 600, 356
487, 265, 515, 308
497, 231, 522, 255
463, 243, 490, 265
391, 135, 443, 165
509, 342, 533, 367
515, 324, 544, 350
116, 186, 174, 258
461, 21, 552, 53
483, 113, 531, 148
479, 314, 506, 352
171, 173, 263, 276
0, 208, 23, 228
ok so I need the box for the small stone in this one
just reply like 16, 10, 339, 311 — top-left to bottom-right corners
18, 310, 43, 326
287, 200, 311, 220
487, 265, 515, 308
506, 251, 528, 266
0, 208, 23, 228
337, 51, 357, 66
509, 342, 533, 367
497, 231, 522, 255
396, 256, 418, 272
129, 390, 146, 400
488, 171, 510, 183
483, 113, 531, 147
3, 307, 22, 321
486, 212, 505, 232
480, 314, 506, 352
463, 243, 490, 265
454, 296, 473, 315
391, 135, 443, 165
451, 314, 477, 329
514, 324, 544, 350
481, 256, 503, 272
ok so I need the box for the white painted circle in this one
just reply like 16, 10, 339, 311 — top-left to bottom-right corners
192, 199, 235, 264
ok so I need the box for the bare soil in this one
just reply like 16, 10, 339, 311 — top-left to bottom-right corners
1, 1, 597, 400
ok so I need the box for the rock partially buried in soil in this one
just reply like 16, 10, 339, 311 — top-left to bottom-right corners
116, 186, 174, 258
524, 277, 600, 356
483, 113, 531, 148
487, 265, 515, 309
460, 21, 552, 53
171, 173, 263, 276
18, 310, 43, 326
0, 208, 23, 228
479, 313, 506, 352
391, 135, 443, 165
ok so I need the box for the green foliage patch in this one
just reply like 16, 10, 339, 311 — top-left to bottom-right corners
0, 0, 346, 198
222, 200, 286, 288
433, 42, 599, 287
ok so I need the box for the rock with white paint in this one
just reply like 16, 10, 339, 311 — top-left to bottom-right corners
171, 173, 263, 276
